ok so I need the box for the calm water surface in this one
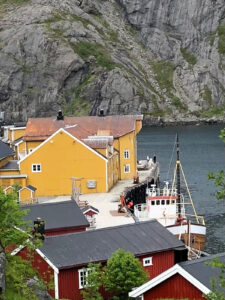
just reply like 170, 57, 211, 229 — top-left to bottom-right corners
137, 124, 225, 254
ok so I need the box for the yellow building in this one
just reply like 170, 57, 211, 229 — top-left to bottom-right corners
0, 114, 143, 197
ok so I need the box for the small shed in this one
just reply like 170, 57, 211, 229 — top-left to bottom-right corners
21, 200, 90, 236
19, 185, 37, 204
81, 205, 99, 228
129, 252, 225, 300
4, 185, 15, 194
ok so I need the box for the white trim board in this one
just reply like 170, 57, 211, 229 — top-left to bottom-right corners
19, 128, 108, 167
129, 264, 211, 298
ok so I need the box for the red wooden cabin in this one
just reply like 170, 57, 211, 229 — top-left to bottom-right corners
15, 220, 185, 300
129, 252, 225, 300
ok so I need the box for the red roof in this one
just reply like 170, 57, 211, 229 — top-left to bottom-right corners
23, 115, 143, 141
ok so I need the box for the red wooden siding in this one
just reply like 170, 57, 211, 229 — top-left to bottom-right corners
45, 226, 87, 236
140, 250, 174, 279
59, 268, 81, 300
17, 248, 55, 298
144, 273, 204, 300
85, 211, 97, 216
58, 251, 175, 300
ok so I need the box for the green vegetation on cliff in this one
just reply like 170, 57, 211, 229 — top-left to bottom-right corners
218, 25, 225, 55
152, 61, 175, 93
181, 48, 197, 66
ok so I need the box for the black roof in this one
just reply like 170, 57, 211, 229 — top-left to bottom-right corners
0, 141, 14, 160
21, 200, 89, 231
0, 160, 19, 170
25, 185, 37, 191
180, 252, 225, 289
39, 220, 184, 269
12, 137, 23, 146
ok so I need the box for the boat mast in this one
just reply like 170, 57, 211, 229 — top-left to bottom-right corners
176, 134, 181, 218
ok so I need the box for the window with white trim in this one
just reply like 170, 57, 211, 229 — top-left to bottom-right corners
124, 164, 130, 173
32, 164, 42, 172
123, 149, 130, 159
78, 268, 91, 289
143, 257, 153, 267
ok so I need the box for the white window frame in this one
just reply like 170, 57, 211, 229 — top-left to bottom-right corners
143, 257, 153, 267
32, 164, 42, 173
78, 268, 91, 289
124, 164, 130, 174
123, 149, 130, 159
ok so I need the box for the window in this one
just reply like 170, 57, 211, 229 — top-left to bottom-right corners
78, 268, 91, 289
32, 164, 42, 172
124, 164, 130, 173
143, 257, 153, 267
151, 200, 155, 205
124, 149, 130, 159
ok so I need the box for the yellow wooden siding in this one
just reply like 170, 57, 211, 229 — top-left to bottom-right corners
118, 132, 137, 179
20, 130, 107, 197
12, 128, 26, 142
0, 177, 26, 189
0, 156, 14, 168
26, 141, 42, 154
4, 186, 14, 194
19, 188, 36, 204
96, 148, 107, 157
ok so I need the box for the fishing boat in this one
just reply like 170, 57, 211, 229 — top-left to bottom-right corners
133, 135, 206, 258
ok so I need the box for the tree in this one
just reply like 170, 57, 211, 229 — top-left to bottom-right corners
0, 189, 42, 299
204, 258, 225, 300
103, 249, 149, 300
208, 129, 225, 200
205, 129, 225, 300
81, 263, 103, 300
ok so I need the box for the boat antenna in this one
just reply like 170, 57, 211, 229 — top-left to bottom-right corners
176, 133, 181, 218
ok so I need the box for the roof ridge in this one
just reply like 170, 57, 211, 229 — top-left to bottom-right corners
180, 252, 225, 266
22, 200, 74, 208
45, 219, 157, 240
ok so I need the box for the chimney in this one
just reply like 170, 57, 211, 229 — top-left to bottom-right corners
33, 217, 45, 240
99, 109, 104, 117
57, 110, 64, 120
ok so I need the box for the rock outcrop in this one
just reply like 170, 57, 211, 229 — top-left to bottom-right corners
0, 0, 224, 123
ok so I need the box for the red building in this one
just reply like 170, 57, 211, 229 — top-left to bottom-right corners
16, 220, 185, 300
21, 200, 90, 235
129, 252, 225, 300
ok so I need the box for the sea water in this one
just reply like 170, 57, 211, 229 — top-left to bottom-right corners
137, 124, 225, 254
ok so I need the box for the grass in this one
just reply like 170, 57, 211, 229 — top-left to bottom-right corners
151, 60, 175, 93
192, 105, 225, 118
63, 74, 94, 116
217, 25, 225, 55
72, 42, 116, 70
180, 48, 197, 66
171, 96, 188, 112
201, 86, 213, 105
0, 0, 28, 5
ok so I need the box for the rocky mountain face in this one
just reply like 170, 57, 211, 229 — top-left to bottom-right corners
0, 0, 225, 124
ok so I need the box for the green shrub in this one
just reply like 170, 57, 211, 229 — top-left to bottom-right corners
201, 86, 213, 105
151, 61, 175, 93
171, 96, 188, 112
217, 25, 225, 55
181, 48, 197, 66
72, 42, 116, 70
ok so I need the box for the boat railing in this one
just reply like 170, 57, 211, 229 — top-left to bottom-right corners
184, 213, 205, 225
146, 187, 177, 197
134, 203, 149, 219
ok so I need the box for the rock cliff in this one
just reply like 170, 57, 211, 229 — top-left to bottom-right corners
0, 0, 224, 123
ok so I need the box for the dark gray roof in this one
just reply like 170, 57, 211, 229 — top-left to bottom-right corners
180, 252, 225, 289
0, 160, 19, 170
39, 220, 184, 269
0, 141, 14, 160
12, 137, 23, 146
22, 200, 89, 231
26, 185, 37, 191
